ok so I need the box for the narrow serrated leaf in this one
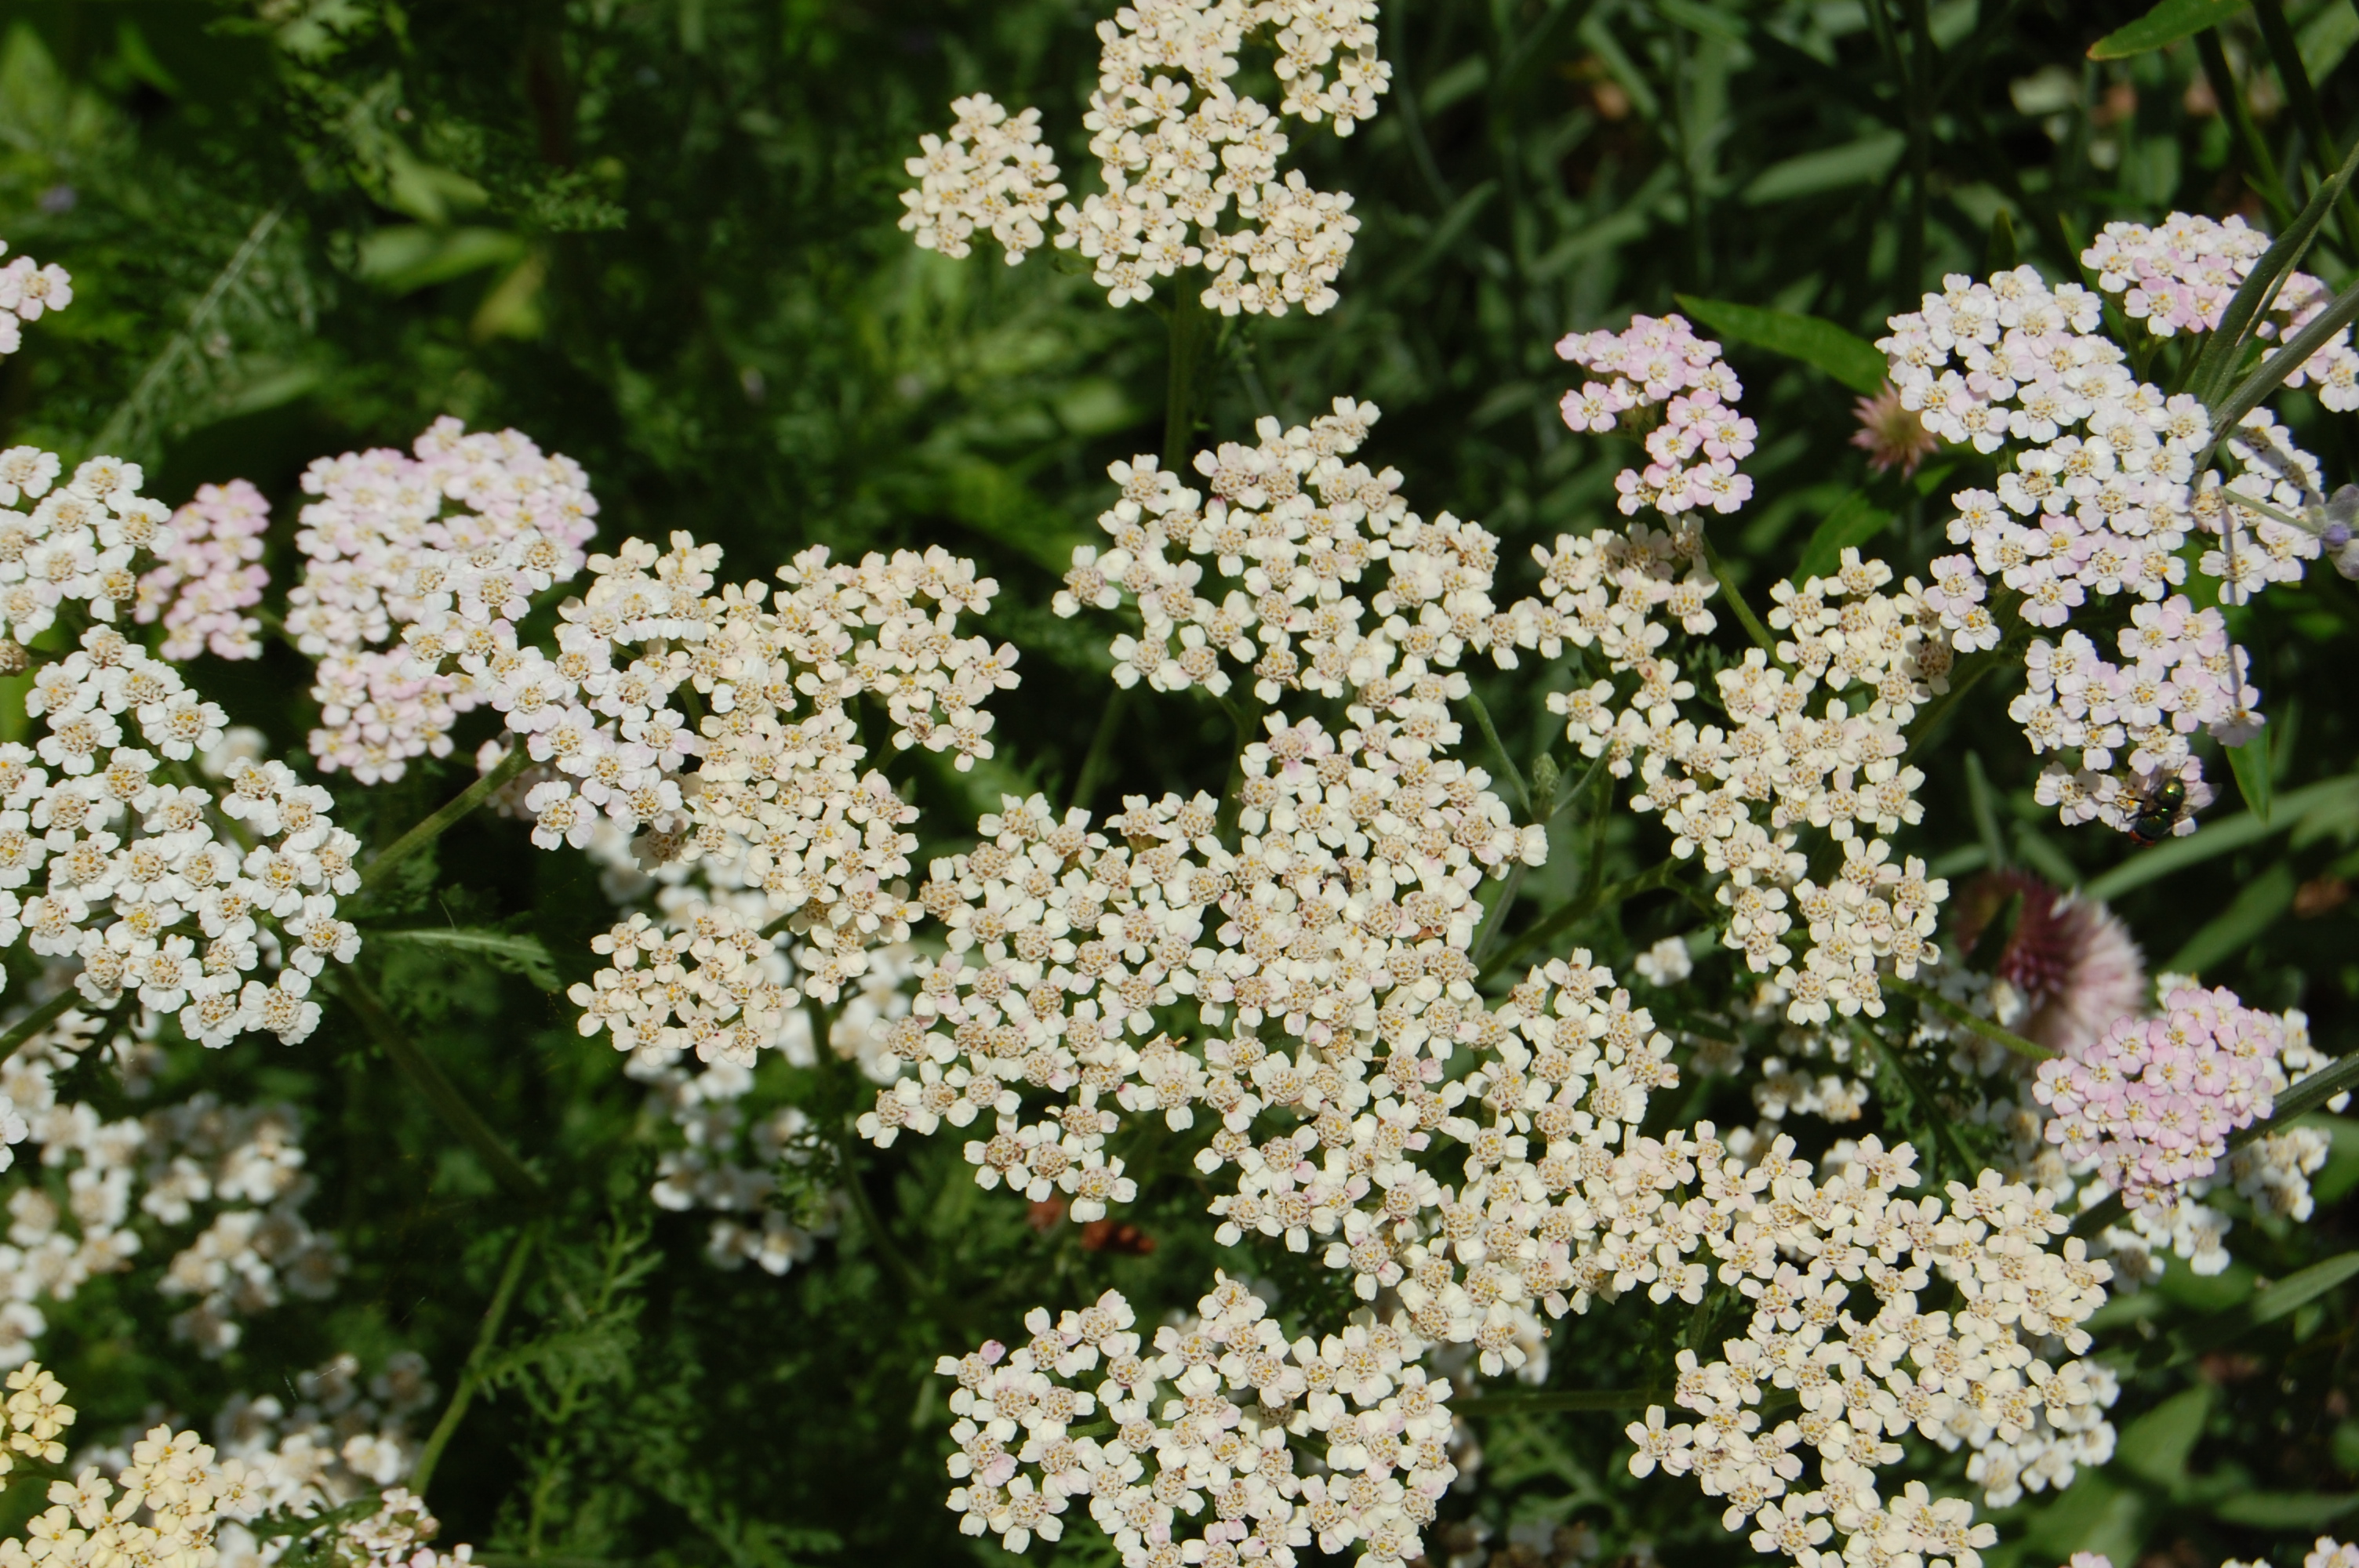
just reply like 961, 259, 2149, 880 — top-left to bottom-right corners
2088, 0, 2252, 60
1674, 296, 1888, 394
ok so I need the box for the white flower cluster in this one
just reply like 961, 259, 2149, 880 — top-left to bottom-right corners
1060, 400, 1521, 735
2070, 1534, 2359, 1568
936, 1278, 1456, 1568
900, 93, 1067, 263
0, 1361, 469, 1568
0, 240, 70, 358
0, 451, 173, 648
1624, 1146, 2117, 1555
208, 1349, 443, 1559
1925, 971, 2331, 1283
135, 480, 271, 663
531, 535, 1013, 1057
1526, 534, 1953, 1022
5, 615, 362, 1044
0, 1022, 342, 1362
2083, 211, 2359, 408
2009, 594, 2244, 837
1871, 227, 2359, 838
911, 2, 1388, 314
287, 418, 598, 783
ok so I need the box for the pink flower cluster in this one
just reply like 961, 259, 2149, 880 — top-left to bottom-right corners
2012, 593, 2246, 837
1556, 314, 1755, 517
136, 480, 271, 662
2085, 214, 2359, 409
2033, 982, 2285, 1210
285, 419, 598, 782
0, 243, 71, 357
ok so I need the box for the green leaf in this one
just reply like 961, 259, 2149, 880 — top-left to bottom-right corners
2164, 860, 2293, 975
2226, 739, 2272, 823
1983, 207, 2018, 274
1674, 296, 1888, 394
2087, 0, 2252, 60
2171, 1250, 2359, 1364
1739, 132, 1906, 205
1790, 489, 1896, 586
2117, 1385, 2210, 1486
374, 927, 562, 989
2214, 1492, 2359, 1528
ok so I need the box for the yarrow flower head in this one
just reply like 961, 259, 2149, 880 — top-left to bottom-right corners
903, 1, 1390, 315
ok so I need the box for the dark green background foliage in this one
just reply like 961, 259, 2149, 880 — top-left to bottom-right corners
2, 1, 2359, 1565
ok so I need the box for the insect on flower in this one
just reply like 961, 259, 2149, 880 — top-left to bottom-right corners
2126, 775, 2188, 848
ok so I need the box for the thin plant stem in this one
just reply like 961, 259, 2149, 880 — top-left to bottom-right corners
1885, 974, 2052, 1060
1163, 283, 1213, 474
361, 746, 536, 892
410, 1221, 540, 1497
340, 975, 549, 1203
2252, 0, 2359, 258
1453, 1386, 1667, 1416
1070, 688, 1130, 815
1459, 689, 1530, 815
810, 1000, 926, 1301
1699, 534, 1783, 666
1470, 862, 1527, 969
1479, 856, 1677, 984
0, 991, 79, 1066
2196, 30, 2295, 228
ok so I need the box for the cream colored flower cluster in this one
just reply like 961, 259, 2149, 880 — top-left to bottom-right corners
289, 419, 599, 784
905, 2, 1389, 314
936, 1277, 1456, 1568
899, 93, 1067, 263
213, 1349, 442, 1508
1062, 399, 1519, 736
0, 1019, 342, 1363
5, 619, 361, 1047
0, 1361, 471, 1568
1623, 1145, 2117, 1555
1518, 531, 1953, 1022
529, 536, 1012, 1058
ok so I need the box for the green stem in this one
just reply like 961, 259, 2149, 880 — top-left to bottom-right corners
1162, 283, 1213, 474
1470, 862, 1527, 969
1459, 690, 1530, 816
410, 1222, 539, 1497
360, 746, 536, 892
1899, 642, 2007, 766
2252, 0, 2359, 259
0, 991, 79, 1066
1479, 856, 1678, 984
1699, 533, 1783, 666
810, 1000, 925, 1300
2196, 30, 2295, 230
1856, 1018, 1977, 1182
1885, 974, 2052, 1060
1069, 688, 1130, 815
1454, 1386, 1669, 1416
340, 975, 549, 1203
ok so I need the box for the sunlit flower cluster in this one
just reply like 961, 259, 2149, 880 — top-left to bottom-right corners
5, 609, 360, 1043
900, 93, 1067, 263
2009, 593, 2248, 838
937, 1278, 1456, 1568
2031, 980, 2288, 1210
2084, 212, 2359, 408
136, 481, 271, 663
287, 418, 598, 782
510, 535, 1012, 1065
1626, 1144, 2118, 1545
0, 1018, 342, 1363
1556, 313, 1757, 517
911, 2, 1388, 313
